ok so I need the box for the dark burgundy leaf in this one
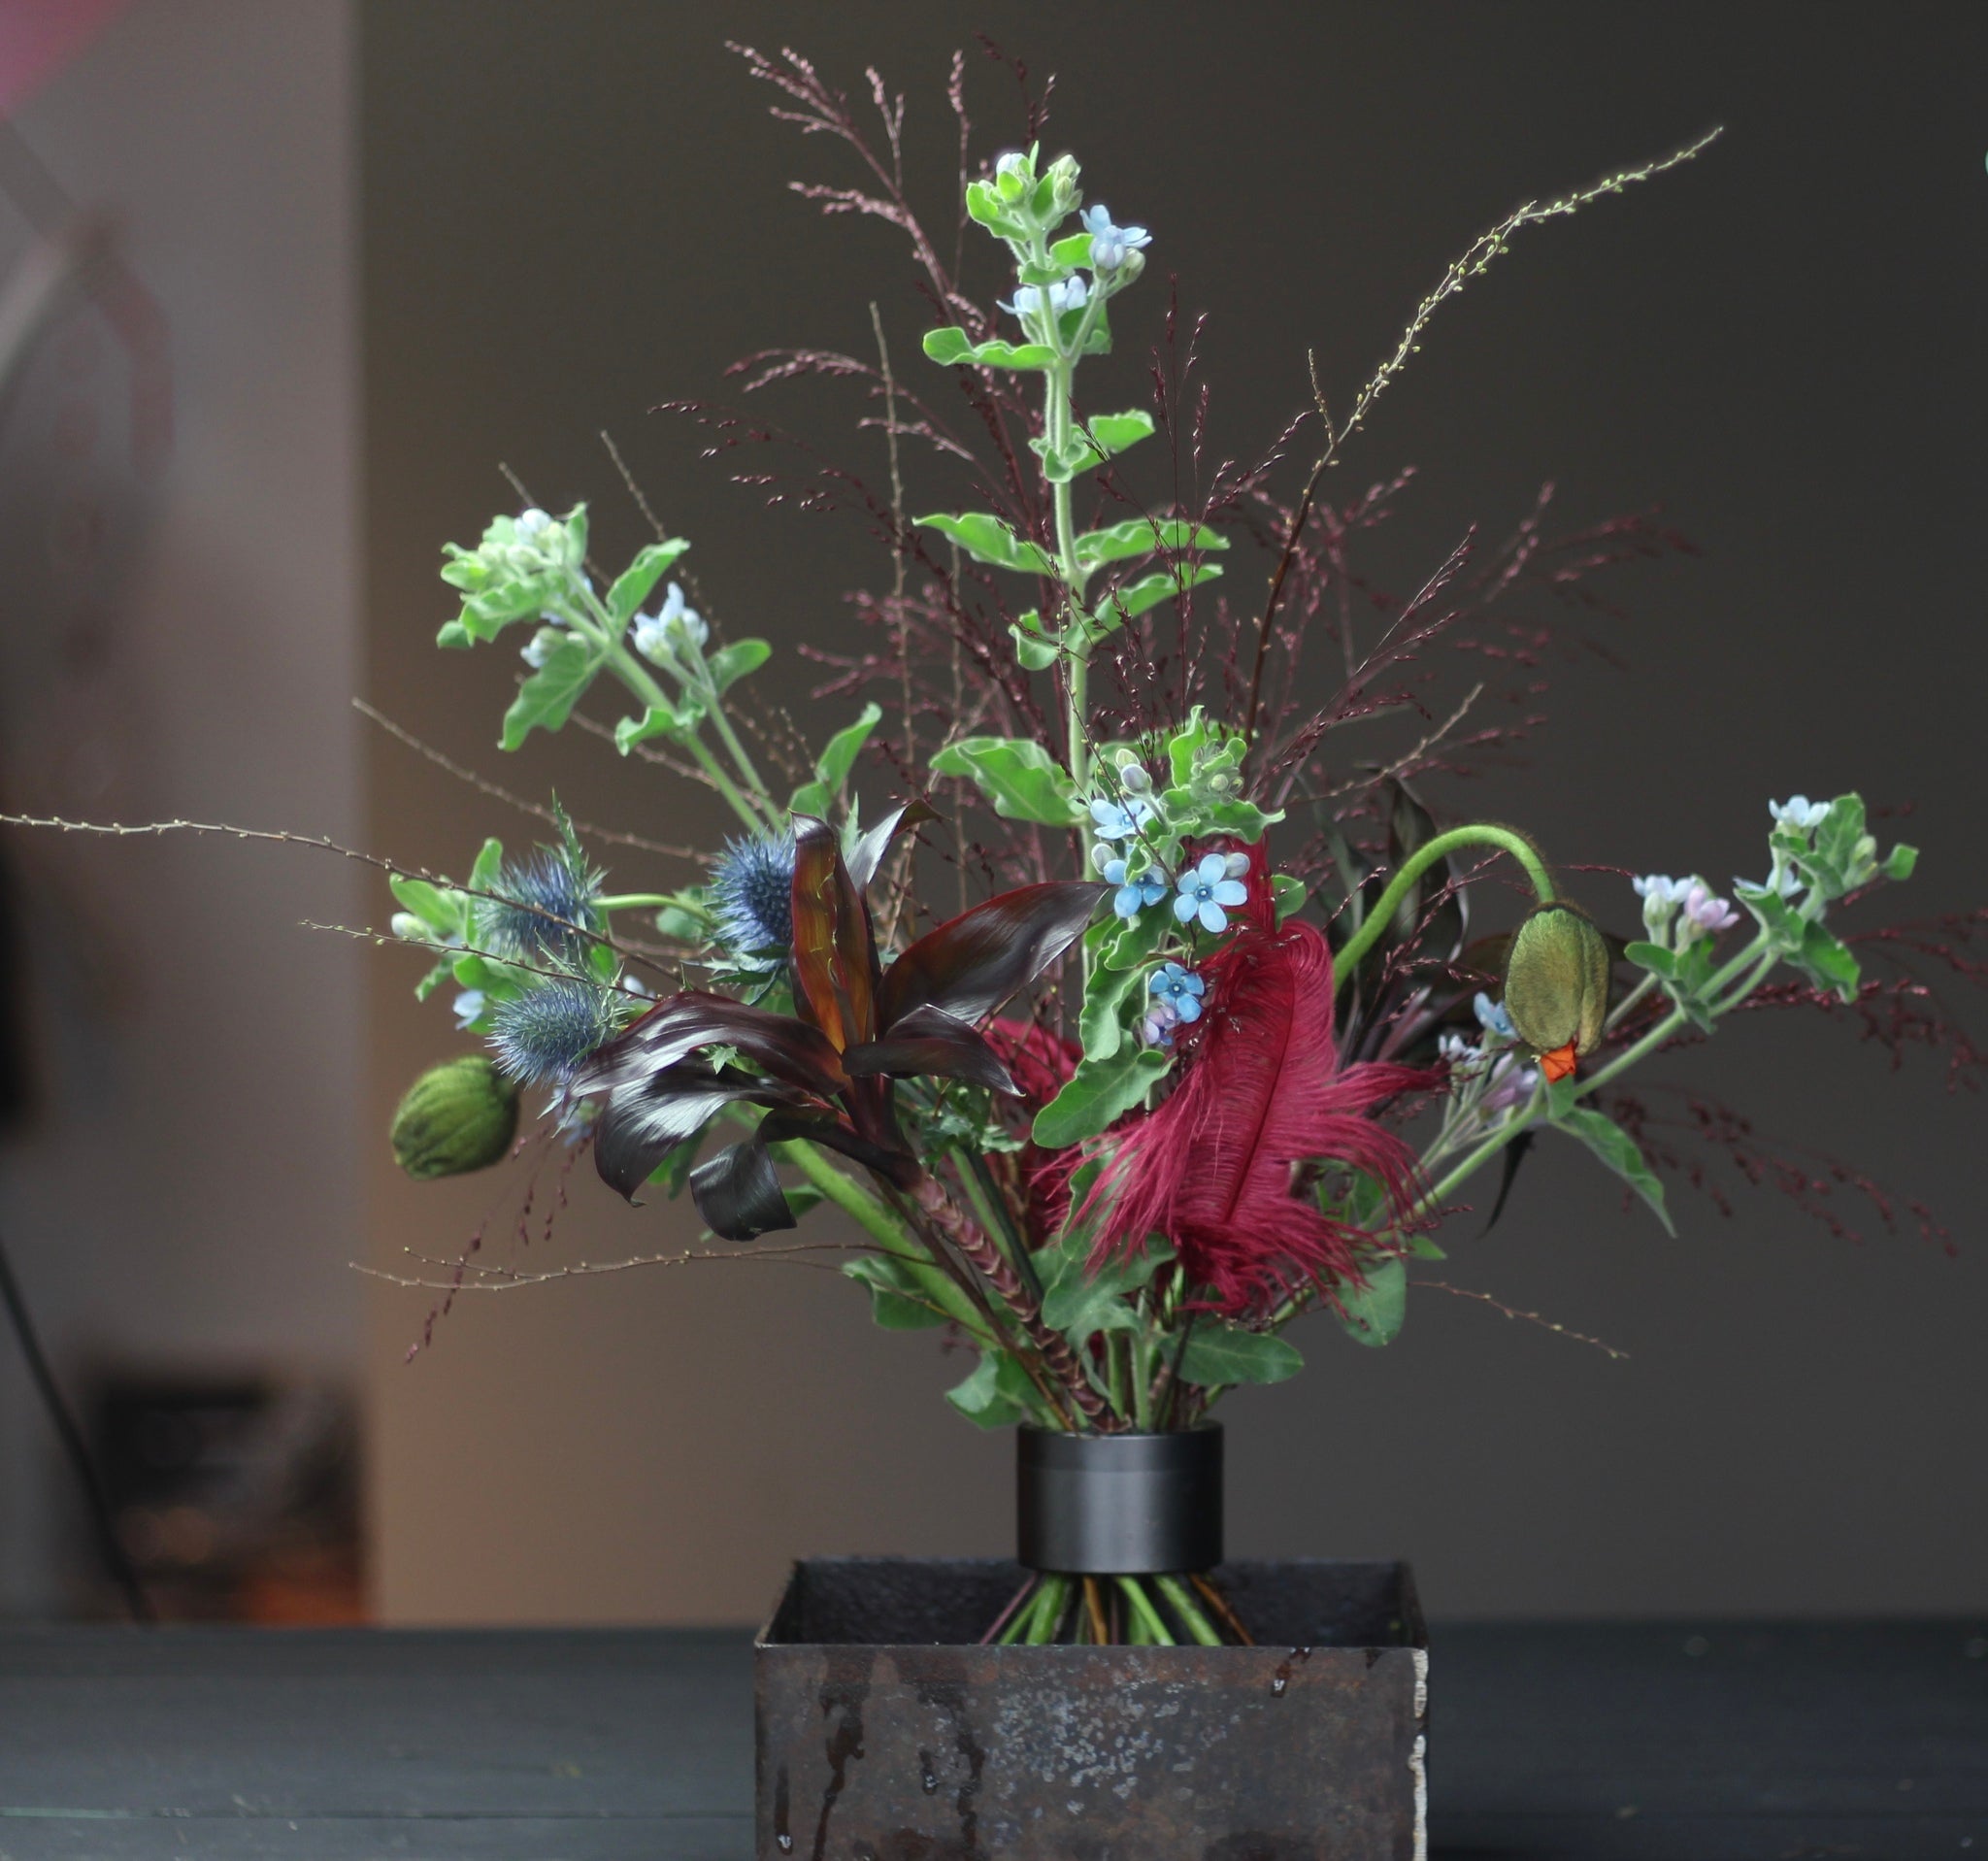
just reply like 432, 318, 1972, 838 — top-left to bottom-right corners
878, 881, 1107, 1031
689, 1137, 795, 1240
571, 990, 847, 1097
789, 814, 879, 1053
843, 1004, 1018, 1094
846, 797, 942, 891
591, 1062, 811, 1203
756, 1108, 919, 1186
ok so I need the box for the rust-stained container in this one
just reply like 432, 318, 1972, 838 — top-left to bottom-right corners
756, 1556, 1429, 1860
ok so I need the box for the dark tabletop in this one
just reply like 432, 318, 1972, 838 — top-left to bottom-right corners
0, 1621, 1982, 1859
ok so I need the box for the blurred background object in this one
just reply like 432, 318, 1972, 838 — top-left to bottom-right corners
0, 0, 361, 1620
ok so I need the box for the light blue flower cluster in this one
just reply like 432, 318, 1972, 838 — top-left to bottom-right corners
1634, 872, 1740, 943
1143, 961, 1206, 1046
633, 582, 705, 667
1080, 204, 1150, 274
999, 278, 1088, 320
1771, 795, 1831, 832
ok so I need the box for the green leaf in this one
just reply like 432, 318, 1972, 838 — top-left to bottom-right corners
815, 702, 882, 795
436, 618, 473, 649
1177, 1325, 1303, 1386
1337, 1254, 1408, 1347
1085, 410, 1155, 457
1553, 1105, 1675, 1236
604, 540, 691, 626
843, 1255, 947, 1330
388, 877, 466, 940
1032, 1046, 1169, 1148
1048, 231, 1093, 269
706, 638, 771, 694
653, 903, 705, 943
1010, 609, 1063, 671
944, 1349, 1038, 1429
787, 780, 832, 817
1623, 940, 1677, 980
1029, 431, 1100, 485
457, 571, 564, 643
1041, 1238, 1171, 1350
1086, 563, 1224, 642
929, 736, 1082, 826
922, 326, 975, 364
614, 693, 705, 753
500, 637, 599, 750
1272, 875, 1307, 923
412, 953, 457, 1004
468, 837, 506, 892
1077, 952, 1149, 1065
1074, 517, 1229, 572
1794, 921, 1861, 1000
920, 327, 1058, 372
914, 512, 1057, 575
1884, 843, 1918, 881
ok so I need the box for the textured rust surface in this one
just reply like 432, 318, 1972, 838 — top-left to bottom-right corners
756, 1557, 1428, 1861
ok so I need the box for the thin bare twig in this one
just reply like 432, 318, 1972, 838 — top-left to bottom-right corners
1411, 1278, 1629, 1359
354, 700, 700, 860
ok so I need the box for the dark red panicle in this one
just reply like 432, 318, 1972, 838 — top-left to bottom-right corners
571, 806, 1105, 1239
1081, 909, 1438, 1318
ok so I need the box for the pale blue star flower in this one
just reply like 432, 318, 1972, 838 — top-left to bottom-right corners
1081, 204, 1151, 273
1148, 961, 1206, 1025
1174, 852, 1248, 933
1089, 793, 1158, 841
1474, 991, 1516, 1042
1141, 998, 1180, 1047
452, 989, 487, 1030
1771, 795, 1830, 832
1103, 856, 1168, 920
632, 582, 706, 665
998, 277, 1088, 321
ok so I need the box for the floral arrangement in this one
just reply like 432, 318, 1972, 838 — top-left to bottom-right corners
15, 48, 1974, 1650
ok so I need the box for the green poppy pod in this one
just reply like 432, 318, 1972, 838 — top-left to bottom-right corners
390, 1055, 521, 1180
1501, 902, 1610, 1060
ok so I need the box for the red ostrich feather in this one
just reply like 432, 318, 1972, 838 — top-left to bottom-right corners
1082, 914, 1437, 1317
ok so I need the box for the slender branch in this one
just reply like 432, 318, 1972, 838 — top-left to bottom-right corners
354, 699, 700, 860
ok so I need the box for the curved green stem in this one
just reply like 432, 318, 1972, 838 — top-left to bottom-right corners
1335, 824, 1554, 979
1154, 1573, 1224, 1646
1116, 1576, 1175, 1645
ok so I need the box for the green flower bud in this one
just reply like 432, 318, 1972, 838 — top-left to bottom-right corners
1502, 902, 1610, 1072
1045, 152, 1082, 216
390, 1055, 521, 1180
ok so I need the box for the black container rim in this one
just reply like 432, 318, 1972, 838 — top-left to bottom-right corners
1017, 1424, 1222, 1473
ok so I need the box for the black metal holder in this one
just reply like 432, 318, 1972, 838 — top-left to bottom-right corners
1015, 1423, 1223, 1574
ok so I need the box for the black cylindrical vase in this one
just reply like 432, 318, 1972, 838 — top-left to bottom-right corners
1015, 1425, 1223, 1575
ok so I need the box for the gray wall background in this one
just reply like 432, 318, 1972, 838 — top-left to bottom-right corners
0, 0, 360, 1615
361, 2, 1986, 1622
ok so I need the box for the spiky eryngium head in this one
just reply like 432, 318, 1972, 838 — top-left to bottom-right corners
475, 824, 603, 961
709, 827, 795, 959
488, 978, 621, 1084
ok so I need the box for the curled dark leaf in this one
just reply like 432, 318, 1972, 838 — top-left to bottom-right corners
689, 1137, 795, 1240
878, 881, 1107, 1030
844, 1004, 1018, 1093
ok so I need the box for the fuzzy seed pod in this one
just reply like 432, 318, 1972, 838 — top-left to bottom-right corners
1502, 902, 1610, 1072
390, 1055, 520, 1180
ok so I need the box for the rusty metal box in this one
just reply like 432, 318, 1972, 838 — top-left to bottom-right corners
756, 1556, 1428, 1860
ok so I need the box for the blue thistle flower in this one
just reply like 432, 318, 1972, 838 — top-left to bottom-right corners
476, 832, 603, 960
488, 979, 620, 1084
710, 828, 795, 958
